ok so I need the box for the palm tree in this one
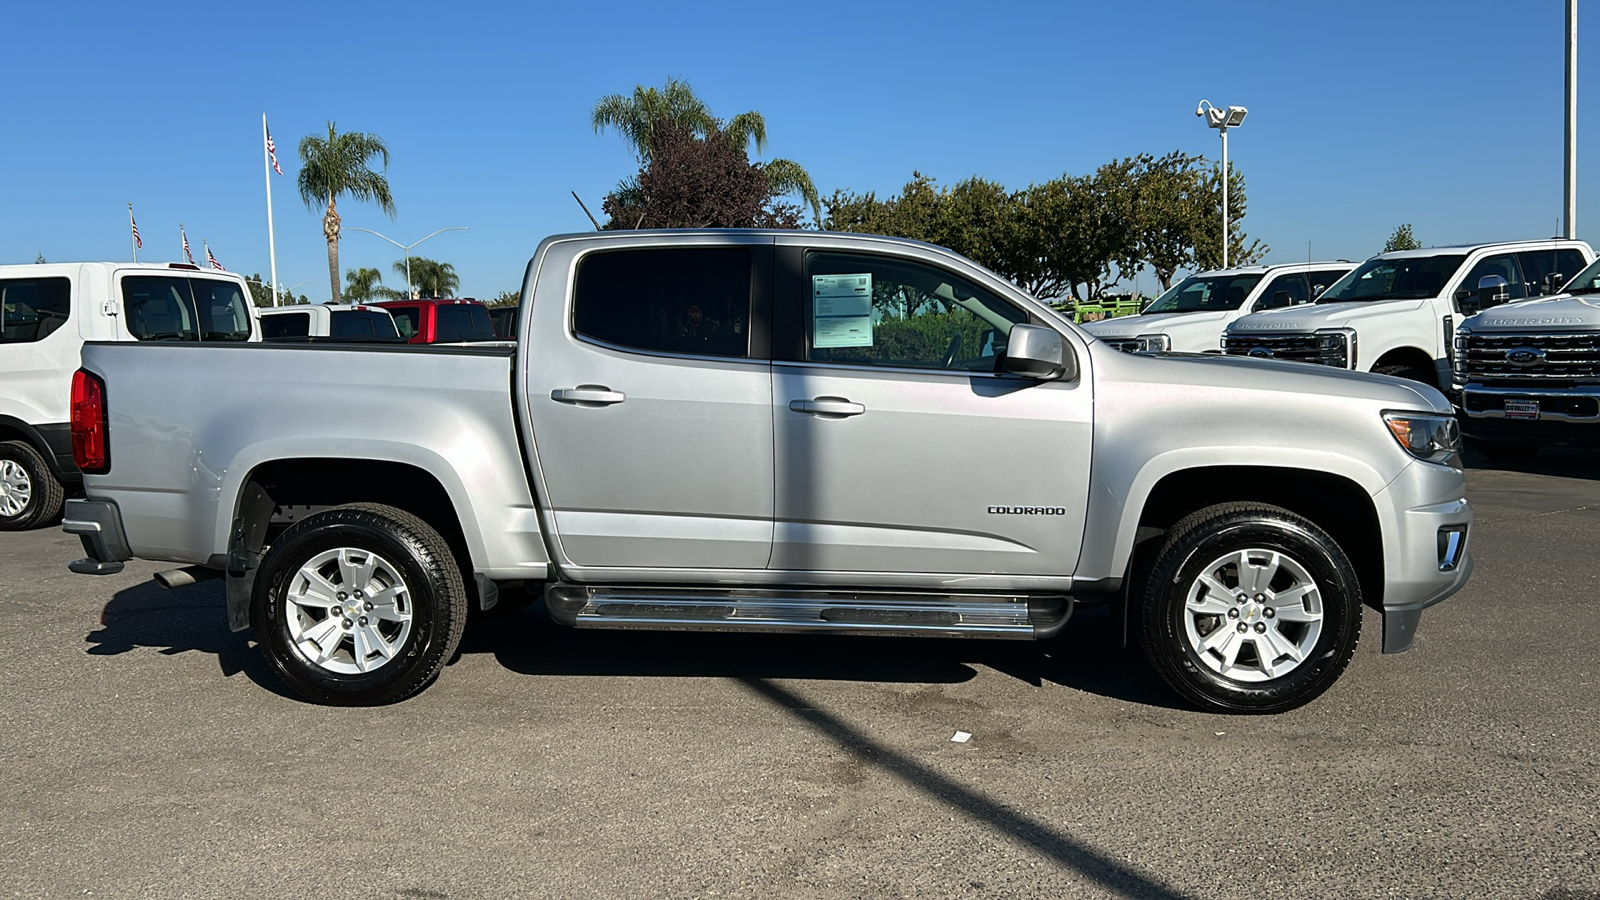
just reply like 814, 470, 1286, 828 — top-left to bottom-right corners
344, 267, 401, 303
396, 257, 458, 298
592, 80, 821, 223
297, 122, 396, 303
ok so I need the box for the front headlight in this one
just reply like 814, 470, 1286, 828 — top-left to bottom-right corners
1133, 333, 1171, 353
1314, 327, 1356, 368
1383, 411, 1461, 465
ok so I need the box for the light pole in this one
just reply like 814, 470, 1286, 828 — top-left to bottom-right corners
347, 226, 469, 298
1196, 100, 1248, 269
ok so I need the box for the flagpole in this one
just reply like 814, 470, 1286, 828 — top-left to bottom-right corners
179, 223, 184, 262
129, 203, 138, 263
263, 114, 279, 306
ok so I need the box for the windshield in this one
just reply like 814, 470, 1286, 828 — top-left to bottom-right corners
1144, 273, 1264, 313
1317, 255, 1466, 303
1560, 257, 1600, 294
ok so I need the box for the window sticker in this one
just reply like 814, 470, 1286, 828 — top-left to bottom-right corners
812, 273, 874, 348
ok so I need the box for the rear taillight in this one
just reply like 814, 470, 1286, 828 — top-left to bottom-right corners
71, 369, 109, 474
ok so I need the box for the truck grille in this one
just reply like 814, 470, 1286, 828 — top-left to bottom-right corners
1222, 334, 1324, 364
1459, 332, 1600, 384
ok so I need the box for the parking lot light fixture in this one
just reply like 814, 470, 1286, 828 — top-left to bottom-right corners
1196, 100, 1248, 268
347, 227, 469, 299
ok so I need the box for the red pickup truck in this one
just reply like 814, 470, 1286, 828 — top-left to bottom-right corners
375, 298, 497, 344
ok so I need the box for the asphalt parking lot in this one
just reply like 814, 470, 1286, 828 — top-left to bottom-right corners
1, 452, 1597, 900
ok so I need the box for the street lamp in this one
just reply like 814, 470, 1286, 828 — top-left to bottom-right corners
347, 226, 469, 298
1196, 100, 1248, 269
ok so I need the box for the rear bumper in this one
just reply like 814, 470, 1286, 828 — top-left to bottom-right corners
61, 498, 131, 575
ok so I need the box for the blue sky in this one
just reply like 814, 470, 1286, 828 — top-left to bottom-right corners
2, 0, 1594, 299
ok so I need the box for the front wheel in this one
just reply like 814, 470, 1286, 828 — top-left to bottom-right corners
252, 503, 468, 705
1139, 503, 1362, 714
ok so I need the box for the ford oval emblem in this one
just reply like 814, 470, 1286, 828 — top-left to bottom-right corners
1505, 347, 1546, 366
1248, 348, 1275, 358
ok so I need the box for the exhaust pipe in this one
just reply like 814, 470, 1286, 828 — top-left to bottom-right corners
153, 566, 223, 589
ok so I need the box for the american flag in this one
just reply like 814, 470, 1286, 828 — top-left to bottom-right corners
205, 241, 224, 271
265, 120, 283, 176
181, 225, 194, 265
130, 212, 142, 249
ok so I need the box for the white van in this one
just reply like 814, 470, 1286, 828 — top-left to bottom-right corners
0, 262, 259, 529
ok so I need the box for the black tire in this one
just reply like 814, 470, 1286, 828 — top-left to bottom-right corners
1138, 503, 1362, 714
1372, 363, 1433, 386
1470, 438, 1540, 462
251, 503, 468, 705
0, 440, 66, 531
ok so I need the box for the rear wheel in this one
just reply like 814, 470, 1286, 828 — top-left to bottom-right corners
0, 440, 65, 531
1139, 503, 1362, 714
252, 503, 467, 705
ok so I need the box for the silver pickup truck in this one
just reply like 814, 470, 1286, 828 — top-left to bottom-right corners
63, 230, 1474, 713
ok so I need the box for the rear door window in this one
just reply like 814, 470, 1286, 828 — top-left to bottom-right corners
573, 248, 752, 358
1518, 248, 1589, 295
0, 277, 71, 343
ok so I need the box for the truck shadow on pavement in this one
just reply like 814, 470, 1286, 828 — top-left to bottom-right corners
84, 579, 296, 700
83, 581, 1182, 711
470, 601, 1185, 710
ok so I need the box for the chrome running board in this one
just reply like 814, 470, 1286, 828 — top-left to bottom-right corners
543, 585, 1071, 640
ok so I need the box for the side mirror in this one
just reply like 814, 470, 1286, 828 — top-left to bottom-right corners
1474, 274, 1509, 314
1003, 324, 1074, 380
1546, 272, 1568, 294
1311, 283, 1327, 299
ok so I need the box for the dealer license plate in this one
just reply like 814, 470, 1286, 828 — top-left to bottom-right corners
1504, 399, 1541, 420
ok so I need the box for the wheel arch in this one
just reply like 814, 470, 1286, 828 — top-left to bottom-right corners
1126, 464, 1385, 614
1371, 346, 1439, 386
222, 456, 480, 632
0, 415, 74, 481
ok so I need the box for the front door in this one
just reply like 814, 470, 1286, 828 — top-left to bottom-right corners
523, 239, 775, 572
770, 247, 1092, 578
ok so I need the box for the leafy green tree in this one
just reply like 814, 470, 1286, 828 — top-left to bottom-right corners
488, 290, 519, 308
245, 274, 308, 308
1385, 224, 1421, 252
344, 267, 401, 303
34, 253, 46, 264
593, 79, 820, 222
602, 119, 804, 230
396, 257, 458, 298
1191, 164, 1266, 271
297, 122, 396, 303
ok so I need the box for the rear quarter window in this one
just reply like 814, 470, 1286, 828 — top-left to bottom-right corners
573, 248, 751, 357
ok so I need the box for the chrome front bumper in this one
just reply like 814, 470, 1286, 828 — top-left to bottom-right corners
1457, 382, 1600, 421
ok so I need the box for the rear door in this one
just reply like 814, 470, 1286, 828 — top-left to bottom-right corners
522, 236, 775, 573
768, 241, 1093, 578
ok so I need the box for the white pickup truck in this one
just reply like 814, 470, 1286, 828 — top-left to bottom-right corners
0, 262, 258, 529
1083, 261, 1354, 353
63, 230, 1474, 713
1453, 254, 1600, 458
1223, 240, 1593, 389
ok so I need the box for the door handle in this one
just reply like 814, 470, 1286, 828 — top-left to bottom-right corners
552, 386, 626, 405
789, 397, 866, 417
